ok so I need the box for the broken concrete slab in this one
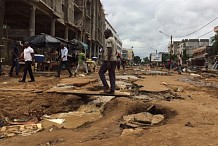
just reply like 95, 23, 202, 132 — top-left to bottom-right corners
0, 123, 43, 138
145, 71, 169, 76
121, 112, 165, 129
46, 90, 131, 97
116, 75, 139, 80
152, 115, 165, 124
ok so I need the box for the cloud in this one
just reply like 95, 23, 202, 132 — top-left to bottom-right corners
101, 0, 218, 58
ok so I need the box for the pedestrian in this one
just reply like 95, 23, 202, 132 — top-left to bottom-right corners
178, 54, 182, 74
116, 53, 121, 70
121, 58, 126, 70
74, 49, 88, 76
9, 41, 21, 77
55, 43, 72, 77
99, 29, 117, 95
19, 41, 35, 82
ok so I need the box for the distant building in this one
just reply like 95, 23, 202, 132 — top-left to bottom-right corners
178, 39, 209, 57
127, 49, 134, 61
168, 41, 180, 55
122, 48, 128, 59
105, 19, 122, 54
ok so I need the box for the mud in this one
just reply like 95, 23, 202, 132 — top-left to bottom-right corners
0, 68, 218, 146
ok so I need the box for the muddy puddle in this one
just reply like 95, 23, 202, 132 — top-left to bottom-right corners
42, 96, 115, 129
42, 105, 102, 129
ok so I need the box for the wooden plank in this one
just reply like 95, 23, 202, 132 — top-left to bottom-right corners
46, 90, 131, 97
0, 88, 43, 93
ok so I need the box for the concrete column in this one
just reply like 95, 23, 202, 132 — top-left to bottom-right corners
93, 43, 96, 57
89, 42, 92, 58
50, 19, 56, 36
64, 26, 69, 40
29, 6, 36, 36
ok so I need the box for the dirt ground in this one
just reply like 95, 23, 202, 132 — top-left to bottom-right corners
0, 67, 218, 146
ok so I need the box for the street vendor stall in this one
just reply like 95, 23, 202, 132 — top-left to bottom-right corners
21, 34, 61, 71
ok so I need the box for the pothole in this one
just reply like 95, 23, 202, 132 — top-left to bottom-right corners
0, 95, 115, 139
120, 104, 177, 136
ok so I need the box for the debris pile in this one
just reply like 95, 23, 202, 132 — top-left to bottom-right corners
120, 112, 164, 129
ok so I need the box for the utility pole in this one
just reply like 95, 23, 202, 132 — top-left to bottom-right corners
170, 35, 172, 69
0, 0, 5, 46
159, 31, 173, 70
0, 0, 5, 75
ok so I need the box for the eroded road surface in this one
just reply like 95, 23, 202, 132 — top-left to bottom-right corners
0, 67, 218, 146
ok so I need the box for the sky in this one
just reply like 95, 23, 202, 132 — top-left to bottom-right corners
101, 0, 218, 58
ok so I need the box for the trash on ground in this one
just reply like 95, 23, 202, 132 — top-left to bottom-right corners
46, 119, 65, 124
190, 73, 202, 78
0, 123, 43, 138
161, 82, 168, 86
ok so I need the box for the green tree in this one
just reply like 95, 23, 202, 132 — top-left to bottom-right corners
143, 57, 150, 64
134, 56, 141, 64
182, 49, 188, 62
162, 53, 169, 62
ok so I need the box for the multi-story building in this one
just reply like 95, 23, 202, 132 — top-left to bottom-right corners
168, 41, 180, 55
122, 48, 128, 59
178, 39, 209, 57
121, 48, 134, 63
2, 0, 105, 61
105, 19, 122, 54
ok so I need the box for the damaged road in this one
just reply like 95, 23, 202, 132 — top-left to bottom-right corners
0, 67, 218, 146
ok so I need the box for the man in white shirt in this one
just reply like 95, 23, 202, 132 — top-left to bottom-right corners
19, 41, 35, 82
55, 43, 72, 77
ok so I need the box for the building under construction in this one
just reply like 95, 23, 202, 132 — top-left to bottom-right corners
1, 0, 105, 62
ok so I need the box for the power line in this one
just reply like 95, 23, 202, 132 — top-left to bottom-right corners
195, 30, 214, 39
175, 16, 218, 38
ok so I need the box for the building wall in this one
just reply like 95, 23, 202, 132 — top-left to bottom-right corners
3, 0, 105, 62
178, 39, 209, 57
127, 49, 134, 61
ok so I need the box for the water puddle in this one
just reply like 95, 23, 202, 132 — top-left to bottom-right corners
41, 96, 115, 129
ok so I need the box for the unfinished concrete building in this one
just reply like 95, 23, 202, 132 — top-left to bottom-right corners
2, 0, 105, 62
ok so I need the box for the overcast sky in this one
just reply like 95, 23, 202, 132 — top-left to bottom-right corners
101, 0, 218, 58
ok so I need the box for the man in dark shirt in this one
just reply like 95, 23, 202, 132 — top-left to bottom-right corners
9, 41, 21, 77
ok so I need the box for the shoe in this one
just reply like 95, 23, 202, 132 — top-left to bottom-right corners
18, 80, 25, 82
105, 90, 115, 95
74, 73, 77, 77
69, 74, 72, 77
28, 80, 35, 82
9, 74, 13, 77
103, 86, 110, 93
108, 90, 115, 95
55, 75, 60, 77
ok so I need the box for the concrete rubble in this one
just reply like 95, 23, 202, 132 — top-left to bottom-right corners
120, 112, 165, 128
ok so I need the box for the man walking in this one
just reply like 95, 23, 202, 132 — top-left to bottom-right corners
56, 43, 72, 77
74, 49, 88, 76
19, 41, 35, 82
9, 41, 21, 77
99, 29, 117, 95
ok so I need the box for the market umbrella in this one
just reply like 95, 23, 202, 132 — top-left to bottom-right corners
25, 34, 61, 49
69, 39, 88, 50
